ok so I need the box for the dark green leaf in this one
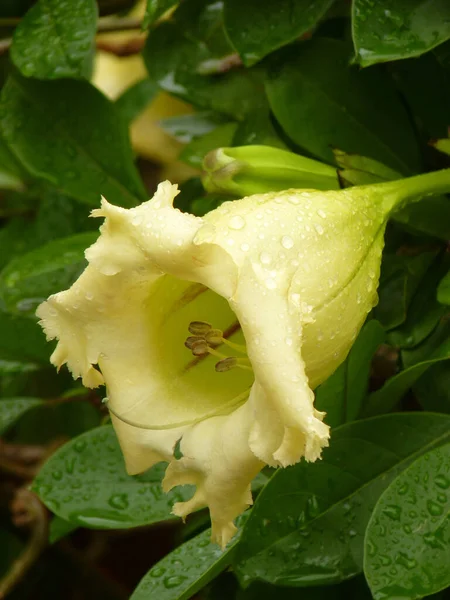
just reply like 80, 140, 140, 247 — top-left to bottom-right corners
10, 0, 97, 79
0, 232, 96, 317
364, 443, 450, 600
364, 336, 450, 417
33, 425, 194, 528
438, 270, 450, 305
388, 253, 450, 348
0, 396, 42, 434
315, 320, 385, 427
180, 122, 238, 167
115, 78, 158, 125
160, 112, 226, 144
234, 413, 450, 587
223, 0, 333, 66
131, 522, 245, 600
265, 38, 420, 172
414, 362, 450, 414
375, 252, 437, 331
353, 0, 450, 67
0, 309, 51, 364
0, 72, 146, 207
143, 0, 266, 119
49, 516, 78, 543
393, 196, 450, 241
144, 0, 178, 27
390, 53, 450, 139
11, 400, 100, 443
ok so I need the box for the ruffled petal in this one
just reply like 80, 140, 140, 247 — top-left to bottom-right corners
163, 400, 263, 548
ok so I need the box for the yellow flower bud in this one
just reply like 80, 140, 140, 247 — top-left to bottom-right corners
36, 170, 450, 547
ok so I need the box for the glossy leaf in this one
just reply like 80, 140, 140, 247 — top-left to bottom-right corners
364, 336, 450, 417
388, 253, 450, 348
437, 270, 450, 305
315, 320, 385, 427
33, 425, 194, 529
224, 0, 333, 66
364, 443, 450, 600
414, 362, 450, 414
49, 516, 79, 544
115, 78, 158, 125
11, 0, 97, 80
143, 0, 266, 119
0, 232, 96, 318
234, 413, 450, 587
180, 123, 238, 168
0, 309, 51, 364
0, 396, 42, 434
390, 53, 450, 138
265, 38, 419, 172
353, 0, 450, 67
144, 0, 178, 27
0, 73, 146, 207
131, 523, 244, 600
375, 252, 437, 331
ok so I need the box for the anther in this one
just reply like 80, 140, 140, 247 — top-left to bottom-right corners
191, 339, 209, 356
184, 335, 203, 350
188, 321, 212, 335
205, 328, 224, 346
215, 357, 237, 372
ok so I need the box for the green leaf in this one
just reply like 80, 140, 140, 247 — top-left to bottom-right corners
143, 0, 267, 119
265, 38, 420, 173
0, 232, 96, 317
144, 0, 178, 28
10, 0, 97, 80
393, 196, 450, 241
180, 122, 238, 168
375, 252, 437, 331
131, 523, 244, 600
0, 396, 42, 434
223, 0, 333, 66
390, 53, 450, 139
388, 253, 450, 349
33, 425, 194, 528
315, 320, 385, 427
437, 270, 450, 305
414, 362, 450, 414
364, 443, 450, 600
115, 78, 158, 125
234, 413, 450, 587
334, 149, 401, 186
0, 72, 146, 207
364, 336, 450, 417
49, 516, 78, 544
160, 112, 227, 144
0, 309, 51, 364
353, 0, 450, 67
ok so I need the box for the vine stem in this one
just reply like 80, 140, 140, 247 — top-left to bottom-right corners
0, 489, 48, 599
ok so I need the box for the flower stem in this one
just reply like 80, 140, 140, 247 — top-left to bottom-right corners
381, 168, 450, 214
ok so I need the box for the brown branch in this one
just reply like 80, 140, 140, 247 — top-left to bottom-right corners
0, 489, 48, 599
0, 16, 145, 56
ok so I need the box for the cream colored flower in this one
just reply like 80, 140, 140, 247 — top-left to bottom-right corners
37, 170, 449, 547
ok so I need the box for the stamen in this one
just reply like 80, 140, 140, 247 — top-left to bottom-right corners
191, 339, 209, 356
188, 321, 212, 335
215, 357, 252, 372
184, 335, 203, 350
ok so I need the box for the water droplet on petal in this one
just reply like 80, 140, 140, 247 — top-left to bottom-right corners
260, 251, 272, 265
281, 235, 294, 249
229, 215, 245, 230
